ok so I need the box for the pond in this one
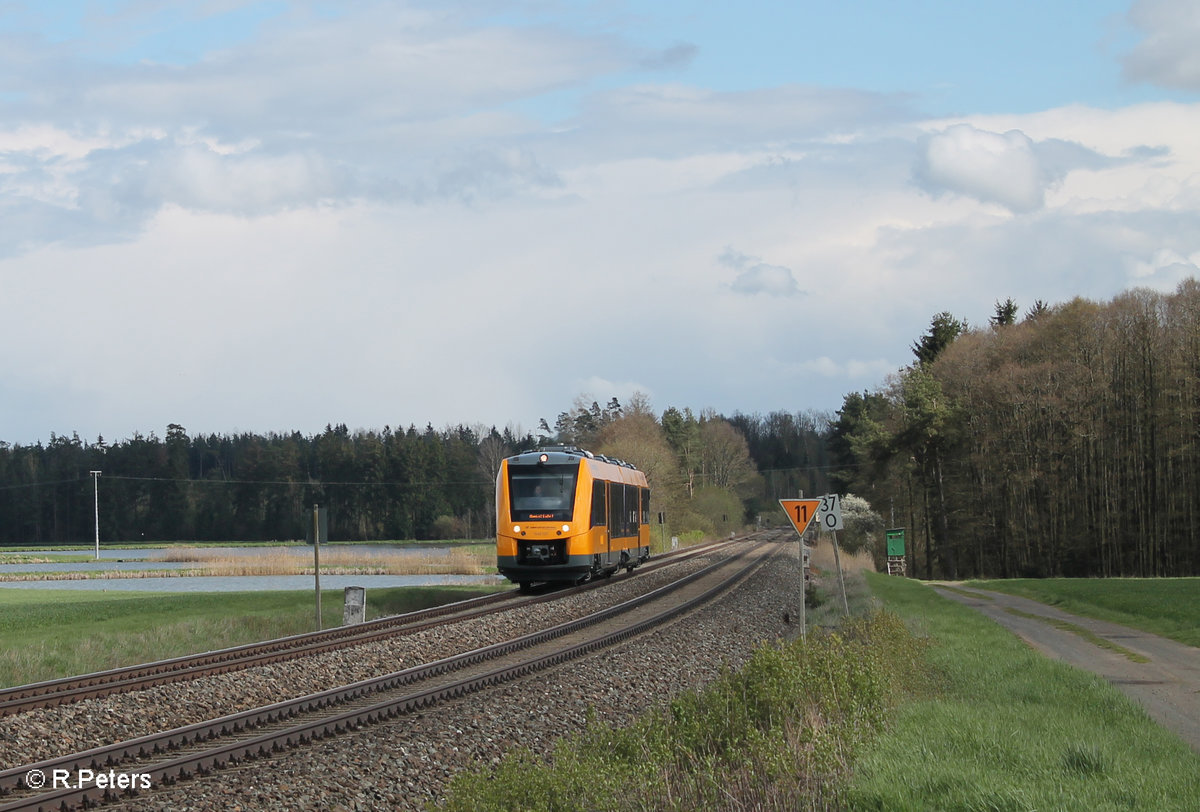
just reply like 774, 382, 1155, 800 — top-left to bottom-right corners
0, 574, 505, 592
0, 544, 503, 591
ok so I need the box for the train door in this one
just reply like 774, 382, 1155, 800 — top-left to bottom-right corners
607, 481, 620, 566
609, 481, 636, 568
591, 479, 608, 564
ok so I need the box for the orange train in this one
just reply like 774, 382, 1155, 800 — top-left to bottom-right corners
495, 446, 650, 590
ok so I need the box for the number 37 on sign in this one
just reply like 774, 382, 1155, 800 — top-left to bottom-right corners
779, 494, 844, 536
818, 493, 844, 531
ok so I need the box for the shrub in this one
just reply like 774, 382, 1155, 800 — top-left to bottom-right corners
435, 610, 929, 811
431, 515, 467, 539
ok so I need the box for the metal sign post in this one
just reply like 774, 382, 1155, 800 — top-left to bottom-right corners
779, 498, 820, 641
818, 494, 849, 617
797, 536, 806, 640
828, 529, 850, 617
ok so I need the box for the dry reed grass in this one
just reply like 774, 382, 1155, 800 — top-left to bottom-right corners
0, 570, 194, 581
809, 537, 876, 575
0, 546, 496, 581
149, 546, 494, 576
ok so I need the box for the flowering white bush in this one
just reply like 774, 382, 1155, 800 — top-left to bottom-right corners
837, 493, 884, 554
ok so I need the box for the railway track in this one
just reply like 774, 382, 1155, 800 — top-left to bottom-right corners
0, 537, 737, 718
0, 538, 776, 811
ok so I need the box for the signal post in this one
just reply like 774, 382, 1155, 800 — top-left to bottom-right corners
778, 498, 819, 640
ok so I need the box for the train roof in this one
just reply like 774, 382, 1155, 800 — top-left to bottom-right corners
507, 445, 640, 471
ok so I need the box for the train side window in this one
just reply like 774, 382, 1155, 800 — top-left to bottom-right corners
591, 481, 607, 527
641, 487, 650, 525
623, 484, 635, 536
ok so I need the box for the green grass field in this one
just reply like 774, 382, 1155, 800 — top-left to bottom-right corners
965, 577, 1200, 647
0, 584, 506, 688
849, 573, 1200, 810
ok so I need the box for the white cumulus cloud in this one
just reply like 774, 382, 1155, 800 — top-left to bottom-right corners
915, 124, 1048, 213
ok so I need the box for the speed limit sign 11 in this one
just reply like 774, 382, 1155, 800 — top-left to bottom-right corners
818, 494, 843, 531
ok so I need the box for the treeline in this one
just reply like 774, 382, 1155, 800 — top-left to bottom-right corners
833, 281, 1200, 579
0, 423, 511, 545
0, 399, 832, 547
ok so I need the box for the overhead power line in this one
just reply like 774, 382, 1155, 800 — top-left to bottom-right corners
103, 474, 494, 488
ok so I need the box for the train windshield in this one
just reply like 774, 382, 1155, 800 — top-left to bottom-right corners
508, 465, 577, 521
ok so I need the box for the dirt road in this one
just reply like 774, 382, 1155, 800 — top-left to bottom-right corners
931, 584, 1200, 754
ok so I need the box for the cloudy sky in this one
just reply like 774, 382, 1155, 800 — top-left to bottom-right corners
2, 0, 1198, 445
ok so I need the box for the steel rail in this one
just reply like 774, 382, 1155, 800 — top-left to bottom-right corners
0, 537, 739, 717
0, 590, 517, 716
0, 542, 770, 811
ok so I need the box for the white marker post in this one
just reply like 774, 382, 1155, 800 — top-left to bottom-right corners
90, 471, 102, 560
312, 504, 322, 631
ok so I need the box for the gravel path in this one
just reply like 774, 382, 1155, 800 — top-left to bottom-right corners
933, 584, 1200, 754
99, 547, 800, 810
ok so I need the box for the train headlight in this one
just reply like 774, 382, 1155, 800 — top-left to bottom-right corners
561, 524, 570, 533
513, 525, 521, 534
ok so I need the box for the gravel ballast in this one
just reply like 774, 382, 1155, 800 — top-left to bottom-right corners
4, 545, 804, 810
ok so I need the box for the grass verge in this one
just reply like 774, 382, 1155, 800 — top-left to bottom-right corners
967, 577, 1200, 647
0, 585, 506, 688
434, 572, 1200, 811
435, 607, 930, 811
849, 573, 1200, 810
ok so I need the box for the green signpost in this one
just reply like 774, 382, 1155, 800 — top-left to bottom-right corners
885, 527, 906, 576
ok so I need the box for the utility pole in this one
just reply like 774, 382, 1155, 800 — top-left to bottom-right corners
90, 471, 102, 560
312, 504, 322, 630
